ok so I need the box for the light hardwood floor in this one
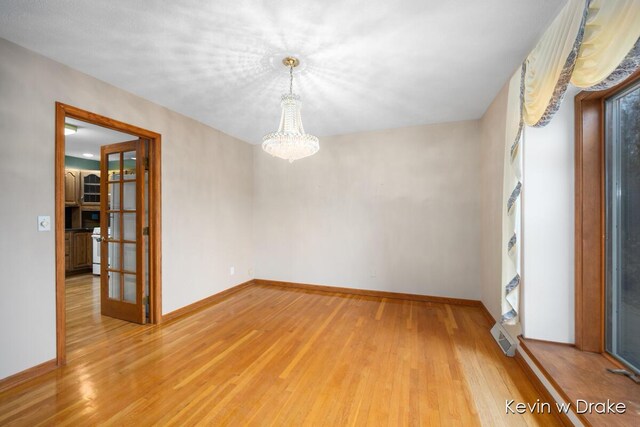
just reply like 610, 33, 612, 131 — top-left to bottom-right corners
0, 283, 560, 426
65, 274, 138, 356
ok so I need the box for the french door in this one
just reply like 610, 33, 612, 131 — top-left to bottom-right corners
100, 139, 147, 324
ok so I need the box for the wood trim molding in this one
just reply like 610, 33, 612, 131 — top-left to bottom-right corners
514, 350, 573, 427
574, 69, 640, 352
162, 278, 487, 325
254, 279, 483, 307
162, 280, 255, 323
516, 336, 640, 426
517, 338, 573, 406
55, 102, 163, 365
478, 302, 496, 324
0, 359, 57, 393
519, 337, 575, 348
57, 103, 162, 139
517, 338, 578, 426
574, 92, 605, 352
163, 279, 490, 325
55, 103, 66, 366
149, 133, 162, 324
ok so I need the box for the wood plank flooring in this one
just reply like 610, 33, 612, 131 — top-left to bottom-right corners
65, 274, 138, 356
0, 283, 560, 426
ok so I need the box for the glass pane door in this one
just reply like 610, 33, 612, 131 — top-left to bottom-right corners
605, 80, 640, 373
100, 140, 146, 324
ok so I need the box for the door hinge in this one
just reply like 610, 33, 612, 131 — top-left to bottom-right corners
143, 226, 150, 236
144, 157, 150, 170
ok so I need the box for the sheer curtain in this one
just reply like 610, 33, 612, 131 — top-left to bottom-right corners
500, 69, 524, 324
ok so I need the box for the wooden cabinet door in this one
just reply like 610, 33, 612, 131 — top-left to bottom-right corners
80, 171, 101, 205
71, 232, 83, 269
85, 233, 93, 266
73, 232, 92, 268
65, 170, 80, 205
65, 232, 71, 271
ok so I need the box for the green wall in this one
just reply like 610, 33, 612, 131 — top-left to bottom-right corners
65, 155, 99, 170
65, 155, 137, 171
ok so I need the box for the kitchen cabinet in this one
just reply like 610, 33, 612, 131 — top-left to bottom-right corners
65, 230, 93, 274
65, 169, 80, 206
80, 171, 101, 205
73, 232, 92, 269
65, 232, 71, 271
65, 169, 100, 206
65, 167, 99, 274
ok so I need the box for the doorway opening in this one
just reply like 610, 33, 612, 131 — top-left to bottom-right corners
55, 103, 162, 365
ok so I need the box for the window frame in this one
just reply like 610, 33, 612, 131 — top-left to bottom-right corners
574, 70, 640, 364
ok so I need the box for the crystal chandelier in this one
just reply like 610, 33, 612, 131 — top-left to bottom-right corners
262, 57, 319, 162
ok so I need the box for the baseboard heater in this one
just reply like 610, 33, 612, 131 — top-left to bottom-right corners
490, 323, 517, 357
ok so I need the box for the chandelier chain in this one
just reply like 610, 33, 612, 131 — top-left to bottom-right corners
289, 64, 293, 95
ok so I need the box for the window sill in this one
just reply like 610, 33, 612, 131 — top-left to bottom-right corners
518, 337, 639, 426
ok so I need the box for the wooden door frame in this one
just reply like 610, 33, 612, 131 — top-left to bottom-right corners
574, 70, 640, 354
55, 102, 162, 366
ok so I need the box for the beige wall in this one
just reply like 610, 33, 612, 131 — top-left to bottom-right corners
253, 121, 482, 299
522, 86, 578, 343
0, 38, 254, 379
479, 80, 509, 322
0, 36, 502, 380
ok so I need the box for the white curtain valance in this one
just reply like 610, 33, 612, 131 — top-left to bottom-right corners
589, 38, 640, 91
522, 0, 587, 126
523, 0, 588, 127
571, 0, 640, 89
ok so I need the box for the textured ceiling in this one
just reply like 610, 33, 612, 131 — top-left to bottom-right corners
65, 118, 137, 160
0, 1, 564, 144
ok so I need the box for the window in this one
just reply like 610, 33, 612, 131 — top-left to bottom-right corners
574, 70, 640, 354
605, 80, 640, 373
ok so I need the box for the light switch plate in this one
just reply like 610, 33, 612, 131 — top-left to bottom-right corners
38, 215, 51, 231
230, 266, 235, 275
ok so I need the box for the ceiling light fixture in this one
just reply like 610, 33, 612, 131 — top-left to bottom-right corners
82, 153, 94, 158
64, 124, 78, 135
262, 56, 319, 163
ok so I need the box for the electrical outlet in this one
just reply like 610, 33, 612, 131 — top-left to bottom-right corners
230, 266, 235, 276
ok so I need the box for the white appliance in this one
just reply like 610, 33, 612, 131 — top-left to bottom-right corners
91, 227, 110, 275
91, 227, 102, 275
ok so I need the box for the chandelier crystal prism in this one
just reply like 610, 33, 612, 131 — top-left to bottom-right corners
262, 57, 319, 163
